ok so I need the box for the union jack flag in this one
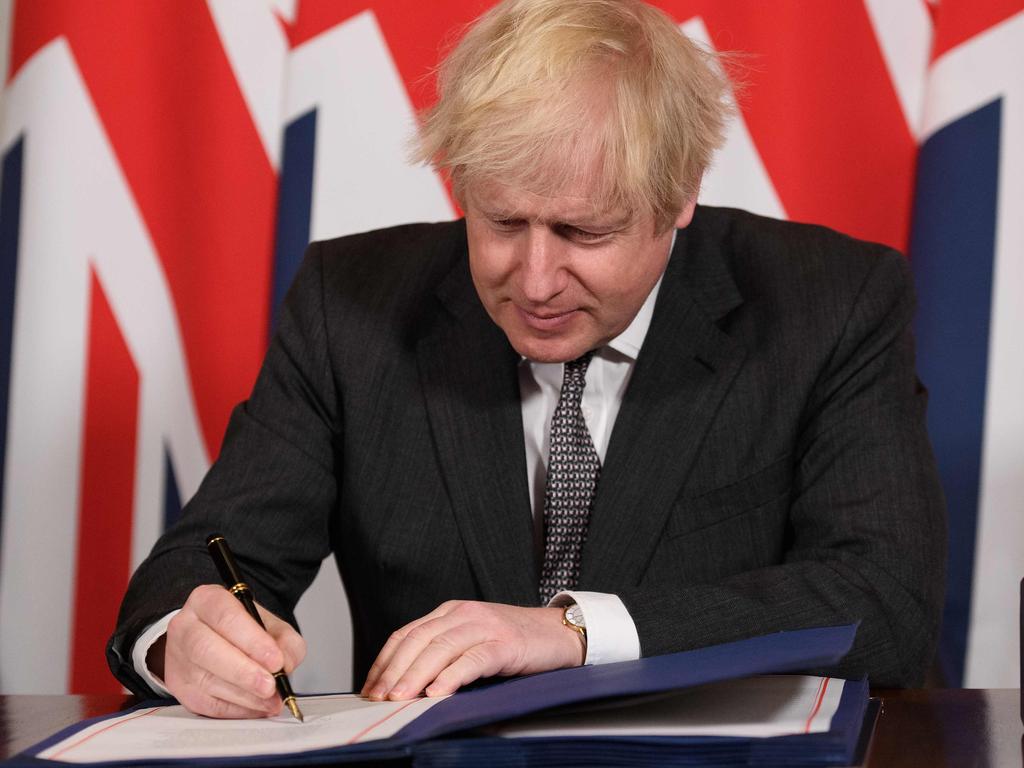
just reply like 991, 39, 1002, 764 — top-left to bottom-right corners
0, 0, 1020, 694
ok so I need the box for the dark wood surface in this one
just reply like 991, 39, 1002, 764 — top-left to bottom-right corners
2, 689, 1021, 765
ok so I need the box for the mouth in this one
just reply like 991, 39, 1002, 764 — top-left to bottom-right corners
515, 305, 579, 332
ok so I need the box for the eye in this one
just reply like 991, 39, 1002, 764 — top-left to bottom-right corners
490, 217, 524, 232
557, 225, 610, 243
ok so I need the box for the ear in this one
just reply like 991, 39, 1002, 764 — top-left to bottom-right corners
674, 196, 698, 230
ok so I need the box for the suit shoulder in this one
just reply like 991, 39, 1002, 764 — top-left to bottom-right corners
693, 206, 908, 304
285, 220, 467, 352
311, 220, 467, 288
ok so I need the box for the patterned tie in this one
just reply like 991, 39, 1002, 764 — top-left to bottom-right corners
539, 351, 601, 604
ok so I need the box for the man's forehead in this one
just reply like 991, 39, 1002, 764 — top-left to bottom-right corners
467, 179, 633, 226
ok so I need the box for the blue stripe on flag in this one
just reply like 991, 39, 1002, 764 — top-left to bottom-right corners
910, 99, 1002, 687
0, 137, 25, 574
271, 109, 317, 333
162, 445, 182, 531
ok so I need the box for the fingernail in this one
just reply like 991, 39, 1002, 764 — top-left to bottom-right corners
369, 686, 386, 700
388, 686, 406, 700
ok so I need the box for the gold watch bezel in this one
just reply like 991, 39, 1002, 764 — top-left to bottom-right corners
562, 604, 587, 641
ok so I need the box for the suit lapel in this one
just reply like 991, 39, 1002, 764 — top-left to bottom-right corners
580, 219, 748, 591
417, 249, 537, 607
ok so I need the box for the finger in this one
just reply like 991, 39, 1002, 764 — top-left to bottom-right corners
424, 644, 507, 697
361, 602, 460, 695
363, 614, 466, 700
262, 607, 307, 674
175, 683, 279, 720
374, 617, 489, 701
190, 585, 286, 673
174, 615, 278, 700
192, 668, 283, 715
390, 623, 511, 700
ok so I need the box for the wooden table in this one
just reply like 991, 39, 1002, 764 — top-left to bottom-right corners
2, 689, 1021, 765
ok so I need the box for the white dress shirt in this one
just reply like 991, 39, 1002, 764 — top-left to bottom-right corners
522, 277, 662, 666
133, 252, 668, 691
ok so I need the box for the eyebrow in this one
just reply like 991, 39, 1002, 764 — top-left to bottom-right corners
481, 208, 632, 230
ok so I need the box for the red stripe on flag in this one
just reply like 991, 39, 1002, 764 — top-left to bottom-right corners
931, 0, 1023, 62
69, 271, 138, 695
660, 0, 917, 252
10, 1, 276, 459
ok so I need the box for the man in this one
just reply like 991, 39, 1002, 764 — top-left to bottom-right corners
108, 0, 945, 719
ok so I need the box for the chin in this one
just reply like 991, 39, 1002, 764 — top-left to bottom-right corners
508, 333, 592, 364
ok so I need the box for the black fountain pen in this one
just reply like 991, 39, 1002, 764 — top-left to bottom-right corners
206, 533, 305, 723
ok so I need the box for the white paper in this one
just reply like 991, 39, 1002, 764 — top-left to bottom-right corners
37, 675, 845, 763
493, 675, 845, 739
37, 693, 447, 763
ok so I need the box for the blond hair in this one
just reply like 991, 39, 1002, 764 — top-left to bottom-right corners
412, 0, 733, 232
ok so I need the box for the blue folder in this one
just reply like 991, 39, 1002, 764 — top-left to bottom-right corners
9, 624, 868, 767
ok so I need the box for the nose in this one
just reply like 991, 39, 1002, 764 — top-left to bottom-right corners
518, 226, 568, 305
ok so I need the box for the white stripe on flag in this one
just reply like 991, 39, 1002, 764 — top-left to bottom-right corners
285, 10, 453, 242
206, 0, 290, 169
957, 12, 1024, 690
0, 40, 93, 693
863, 0, 933, 138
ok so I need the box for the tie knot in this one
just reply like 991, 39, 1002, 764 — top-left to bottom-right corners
563, 351, 594, 383
557, 351, 593, 410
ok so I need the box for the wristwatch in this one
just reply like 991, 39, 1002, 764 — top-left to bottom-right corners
562, 603, 587, 656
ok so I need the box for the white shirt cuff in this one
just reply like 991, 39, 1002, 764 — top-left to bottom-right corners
131, 610, 180, 697
548, 591, 641, 665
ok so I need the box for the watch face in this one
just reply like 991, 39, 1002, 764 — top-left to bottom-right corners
566, 604, 586, 628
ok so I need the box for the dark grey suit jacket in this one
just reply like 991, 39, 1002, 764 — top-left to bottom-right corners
107, 206, 946, 697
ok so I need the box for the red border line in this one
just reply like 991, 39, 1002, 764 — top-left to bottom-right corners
348, 699, 420, 744
804, 677, 831, 733
49, 707, 161, 759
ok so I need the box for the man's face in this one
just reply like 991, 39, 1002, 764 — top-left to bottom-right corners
464, 179, 696, 363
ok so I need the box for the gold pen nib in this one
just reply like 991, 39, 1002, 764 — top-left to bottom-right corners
284, 696, 305, 723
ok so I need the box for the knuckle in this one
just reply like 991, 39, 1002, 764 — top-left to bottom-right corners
218, 603, 249, 633
428, 632, 460, 653
167, 612, 187, 641
387, 629, 407, 645
454, 601, 489, 621
192, 583, 224, 607
194, 667, 217, 693
186, 629, 217, 665
462, 645, 495, 668
406, 626, 432, 645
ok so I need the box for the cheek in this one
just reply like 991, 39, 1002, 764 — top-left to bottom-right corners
467, 232, 512, 288
578, 257, 654, 308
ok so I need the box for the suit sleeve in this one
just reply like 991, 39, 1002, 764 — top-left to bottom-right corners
106, 243, 340, 698
619, 250, 946, 687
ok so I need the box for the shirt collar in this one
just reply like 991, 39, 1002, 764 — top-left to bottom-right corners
604, 228, 674, 361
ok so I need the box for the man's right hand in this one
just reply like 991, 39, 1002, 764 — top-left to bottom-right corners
150, 584, 306, 719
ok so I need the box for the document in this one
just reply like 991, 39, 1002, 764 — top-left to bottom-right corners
35, 695, 446, 763
493, 675, 845, 739
12, 624, 869, 768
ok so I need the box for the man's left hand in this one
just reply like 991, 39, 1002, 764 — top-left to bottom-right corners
360, 601, 583, 701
